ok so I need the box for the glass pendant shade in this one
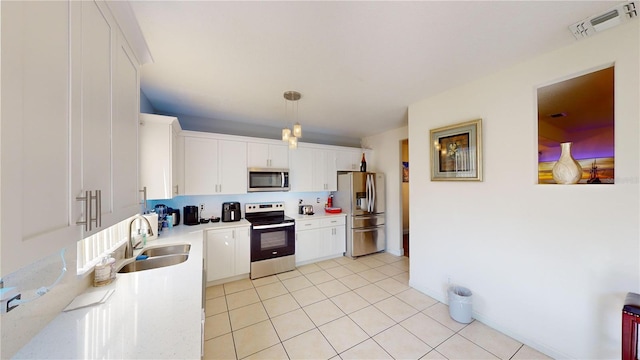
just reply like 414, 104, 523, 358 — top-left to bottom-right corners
288, 136, 298, 149
293, 123, 302, 138
282, 128, 291, 142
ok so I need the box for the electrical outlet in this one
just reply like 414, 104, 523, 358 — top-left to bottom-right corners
199, 203, 205, 213
316, 197, 321, 203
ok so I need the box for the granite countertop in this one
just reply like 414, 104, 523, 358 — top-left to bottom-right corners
14, 220, 250, 359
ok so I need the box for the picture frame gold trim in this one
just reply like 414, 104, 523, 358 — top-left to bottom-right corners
430, 119, 482, 181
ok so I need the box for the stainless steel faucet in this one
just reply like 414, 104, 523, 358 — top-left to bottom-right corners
126, 215, 154, 259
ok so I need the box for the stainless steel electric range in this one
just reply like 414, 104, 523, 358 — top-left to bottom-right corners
245, 202, 296, 279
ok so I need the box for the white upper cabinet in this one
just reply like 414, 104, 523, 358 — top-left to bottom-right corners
184, 135, 247, 195
313, 150, 337, 191
290, 146, 338, 192
1, 1, 80, 275
1, 0, 144, 275
247, 142, 289, 169
289, 147, 315, 192
139, 114, 183, 200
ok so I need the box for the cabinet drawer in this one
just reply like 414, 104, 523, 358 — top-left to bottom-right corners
321, 216, 346, 227
296, 219, 320, 231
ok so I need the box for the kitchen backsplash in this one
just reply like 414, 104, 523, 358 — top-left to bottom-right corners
147, 191, 333, 220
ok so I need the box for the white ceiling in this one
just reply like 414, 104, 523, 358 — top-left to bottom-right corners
130, 1, 617, 147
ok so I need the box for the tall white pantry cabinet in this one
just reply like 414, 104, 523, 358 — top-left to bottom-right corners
1, 1, 146, 276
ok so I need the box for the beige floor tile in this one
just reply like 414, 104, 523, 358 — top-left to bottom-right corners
262, 293, 300, 318
317, 279, 351, 297
393, 272, 410, 285
316, 259, 341, 270
421, 349, 448, 359
244, 343, 289, 360
340, 338, 393, 360
349, 305, 396, 337
291, 285, 328, 307
373, 252, 403, 264
358, 268, 388, 283
233, 320, 281, 359
511, 345, 552, 360
206, 296, 228, 316
374, 296, 419, 322
226, 288, 261, 310
326, 265, 355, 279
297, 262, 323, 274
276, 269, 302, 281
422, 303, 469, 332
390, 260, 410, 271
206, 284, 225, 299
459, 321, 522, 359
375, 277, 410, 295
229, 302, 269, 330
401, 312, 455, 348
305, 270, 335, 285
271, 308, 316, 341
224, 278, 254, 294
333, 256, 355, 265
255, 281, 288, 301
283, 328, 337, 360
376, 264, 407, 277
342, 261, 370, 273
205, 311, 232, 340
303, 298, 345, 326
282, 275, 313, 292
354, 283, 392, 304
319, 316, 369, 353
338, 274, 370, 290
204, 333, 236, 360
373, 324, 431, 360
251, 275, 279, 288
358, 257, 386, 268
396, 288, 439, 311
330, 291, 369, 314
436, 334, 498, 359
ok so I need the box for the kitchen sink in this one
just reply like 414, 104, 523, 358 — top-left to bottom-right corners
118, 254, 189, 273
140, 244, 191, 257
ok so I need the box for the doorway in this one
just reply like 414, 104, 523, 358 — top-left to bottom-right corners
401, 139, 409, 257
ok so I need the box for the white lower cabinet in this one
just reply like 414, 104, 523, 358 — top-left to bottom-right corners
206, 225, 250, 282
295, 215, 346, 265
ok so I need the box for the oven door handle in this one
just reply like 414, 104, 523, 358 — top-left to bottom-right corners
253, 222, 295, 230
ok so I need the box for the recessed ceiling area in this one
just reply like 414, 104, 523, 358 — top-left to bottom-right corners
129, 1, 618, 147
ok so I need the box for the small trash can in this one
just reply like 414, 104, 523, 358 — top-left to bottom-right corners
448, 285, 473, 323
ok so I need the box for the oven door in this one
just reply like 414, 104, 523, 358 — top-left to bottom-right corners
250, 222, 295, 261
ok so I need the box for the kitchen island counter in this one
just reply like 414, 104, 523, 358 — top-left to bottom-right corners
14, 221, 247, 359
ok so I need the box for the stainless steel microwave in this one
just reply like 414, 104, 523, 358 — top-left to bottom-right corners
247, 168, 290, 192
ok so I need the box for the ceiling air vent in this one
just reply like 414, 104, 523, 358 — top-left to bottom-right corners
570, 1, 637, 39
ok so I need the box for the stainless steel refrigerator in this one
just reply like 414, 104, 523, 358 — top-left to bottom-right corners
335, 172, 385, 258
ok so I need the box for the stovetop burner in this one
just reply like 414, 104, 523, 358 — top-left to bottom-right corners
245, 202, 294, 226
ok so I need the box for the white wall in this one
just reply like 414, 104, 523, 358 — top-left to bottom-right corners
363, 126, 408, 256
407, 21, 639, 359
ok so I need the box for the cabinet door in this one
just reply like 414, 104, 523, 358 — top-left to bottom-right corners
295, 230, 320, 264
172, 129, 184, 196
312, 150, 337, 191
79, 0, 114, 236
184, 137, 219, 195
247, 142, 270, 168
333, 225, 347, 254
218, 140, 247, 195
289, 147, 314, 192
111, 32, 140, 224
1, 1, 81, 275
325, 150, 337, 191
140, 115, 173, 199
206, 229, 236, 282
234, 226, 251, 275
268, 144, 289, 168
336, 150, 360, 171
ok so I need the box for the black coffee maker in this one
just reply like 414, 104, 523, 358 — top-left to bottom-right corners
222, 202, 241, 222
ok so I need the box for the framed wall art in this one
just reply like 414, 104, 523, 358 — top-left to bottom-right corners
430, 119, 482, 181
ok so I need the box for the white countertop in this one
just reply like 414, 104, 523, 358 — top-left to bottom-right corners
289, 212, 346, 221
14, 220, 249, 360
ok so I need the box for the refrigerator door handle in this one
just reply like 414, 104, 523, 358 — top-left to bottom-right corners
354, 225, 384, 233
370, 174, 375, 213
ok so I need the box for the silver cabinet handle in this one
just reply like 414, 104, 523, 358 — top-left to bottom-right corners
174, 184, 179, 195
96, 190, 101, 228
139, 187, 147, 212
76, 190, 90, 231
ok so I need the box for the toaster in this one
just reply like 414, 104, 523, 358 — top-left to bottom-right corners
222, 202, 241, 222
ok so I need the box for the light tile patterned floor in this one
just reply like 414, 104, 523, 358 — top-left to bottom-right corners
204, 253, 552, 360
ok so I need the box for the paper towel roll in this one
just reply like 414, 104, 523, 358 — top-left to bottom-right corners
142, 213, 158, 241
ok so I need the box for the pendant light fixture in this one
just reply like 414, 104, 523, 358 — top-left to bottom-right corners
282, 91, 302, 149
